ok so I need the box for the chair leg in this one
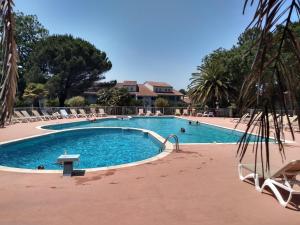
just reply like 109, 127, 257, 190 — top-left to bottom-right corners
238, 164, 261, 191
261, 179, 293, 207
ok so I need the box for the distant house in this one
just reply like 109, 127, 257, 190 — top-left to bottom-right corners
115, 81, 183, 107
84, 80, 183, 106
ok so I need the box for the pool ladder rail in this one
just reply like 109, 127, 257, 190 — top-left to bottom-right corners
159, 134, 180, 153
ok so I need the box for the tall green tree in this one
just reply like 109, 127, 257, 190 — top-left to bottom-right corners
26, 35, 112, 106
97, 88, 131, 106
23, 83, 47, 107
188, 61, 233, 108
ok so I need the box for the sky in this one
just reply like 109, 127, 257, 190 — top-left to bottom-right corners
14, 0, 255, 90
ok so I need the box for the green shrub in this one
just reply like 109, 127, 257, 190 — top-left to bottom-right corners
154, 98, 169, 107
45, 98, 59, 107
65, 96, 86, 107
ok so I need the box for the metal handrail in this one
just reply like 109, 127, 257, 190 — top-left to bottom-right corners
159, 134, 179, 152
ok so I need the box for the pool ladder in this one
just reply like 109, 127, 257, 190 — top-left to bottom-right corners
159, 134, 180, 152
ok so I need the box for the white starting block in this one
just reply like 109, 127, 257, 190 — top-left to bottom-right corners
57, 154, 80, 176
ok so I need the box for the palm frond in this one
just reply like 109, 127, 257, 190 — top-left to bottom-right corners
238, 0, 300, 174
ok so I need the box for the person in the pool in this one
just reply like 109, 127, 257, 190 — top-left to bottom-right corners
188, 121, 192, 125
180, 128, 186, 133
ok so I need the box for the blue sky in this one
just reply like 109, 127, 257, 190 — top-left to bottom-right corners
15, 0, 254, 90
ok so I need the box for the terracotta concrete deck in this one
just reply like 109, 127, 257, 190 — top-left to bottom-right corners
0, 117, 299, 225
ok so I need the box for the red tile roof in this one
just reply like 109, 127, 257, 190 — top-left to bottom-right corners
144, 81, 172, 87
123, 81, 137, 85
136, 84, 157, 97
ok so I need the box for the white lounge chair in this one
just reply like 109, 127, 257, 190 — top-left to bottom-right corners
231, 113, 249, 123
203, 111, 214, 117
98, 108, 107, 117
175, 109, 181, 116
238, 160, 300, 207
138, 109, 145, 116
59, 109, 71, 118
183, 109, 189, 116
41, 109, 57, 119
32, 110, 48, 121
155, 110, 163, 116
90, 108, 98, 117
146, 110, 153, 116
21, 110, 38, 121
79, 109, 91, 118
70, 109, 81, 118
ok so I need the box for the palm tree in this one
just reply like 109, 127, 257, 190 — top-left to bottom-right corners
238, 0, 300, 173
188, 63, 233, 108
0, 0, 18, 127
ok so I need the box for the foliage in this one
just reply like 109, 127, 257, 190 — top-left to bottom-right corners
25, 35, 112, 106
65, 96, 86, 107
179, 89, 187, 95
23, 83, 48, 106
154, 98, 169, 107
0, 0, 18, 127
188, 59, 234, 108
45, 98, 59, 107
14, 12, 49, 95
237, 0, 300, 173
97, 88, 132, 106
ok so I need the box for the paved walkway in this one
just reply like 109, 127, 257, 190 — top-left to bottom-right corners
0, 117, 299, 225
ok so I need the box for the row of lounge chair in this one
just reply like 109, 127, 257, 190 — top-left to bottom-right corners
138, 109, 163, 116
231, 112, 299, 130
175, 109, 214, 117
12, 108, 107, 123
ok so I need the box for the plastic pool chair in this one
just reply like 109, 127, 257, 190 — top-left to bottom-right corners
59, 109, 70, 119
79, 109, 90, 118
41, 109, 56, 120
138, 108, 145, 116
183, 109, 189, 116
146, 110, 153, 116
70, 109, 81, 118
32, 110, 48, 121
21, 110, 38, 122
238, 160, 300, 207
175, 109, 181, 116
90, 108, 98, 117
98, 108, 107, 117
155, 110, 163, 116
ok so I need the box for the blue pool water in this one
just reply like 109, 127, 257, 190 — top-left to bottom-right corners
0, 128, 161, 170
43, 117, 255, 143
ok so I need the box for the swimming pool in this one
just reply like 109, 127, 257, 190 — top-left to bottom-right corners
42, 117, 256, 144
0, 128, 166, 170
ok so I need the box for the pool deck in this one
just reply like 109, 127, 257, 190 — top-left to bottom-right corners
0, 116, 299, 225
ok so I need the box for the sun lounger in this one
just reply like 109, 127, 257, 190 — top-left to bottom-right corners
90, 108, 98, 117
146, 110, 153, 116
175, 109, 181, 116
238, 160, 300, 207
32, 110, 48, 120
98, 108, 107, 117
21, 110, 38, 122
183, 109, 189, 116
60, 109, 71, 118
52, 112, 62, 119
231, 113, 249, 123
70, 109, 81, 118
196, 112, 203, 117
203, 111, 214, 117
79, 109, 91, 117
138, 108, 145, 116
155, 110, 163, 116
14, 111, 30, 122
41, 109, 56, 119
